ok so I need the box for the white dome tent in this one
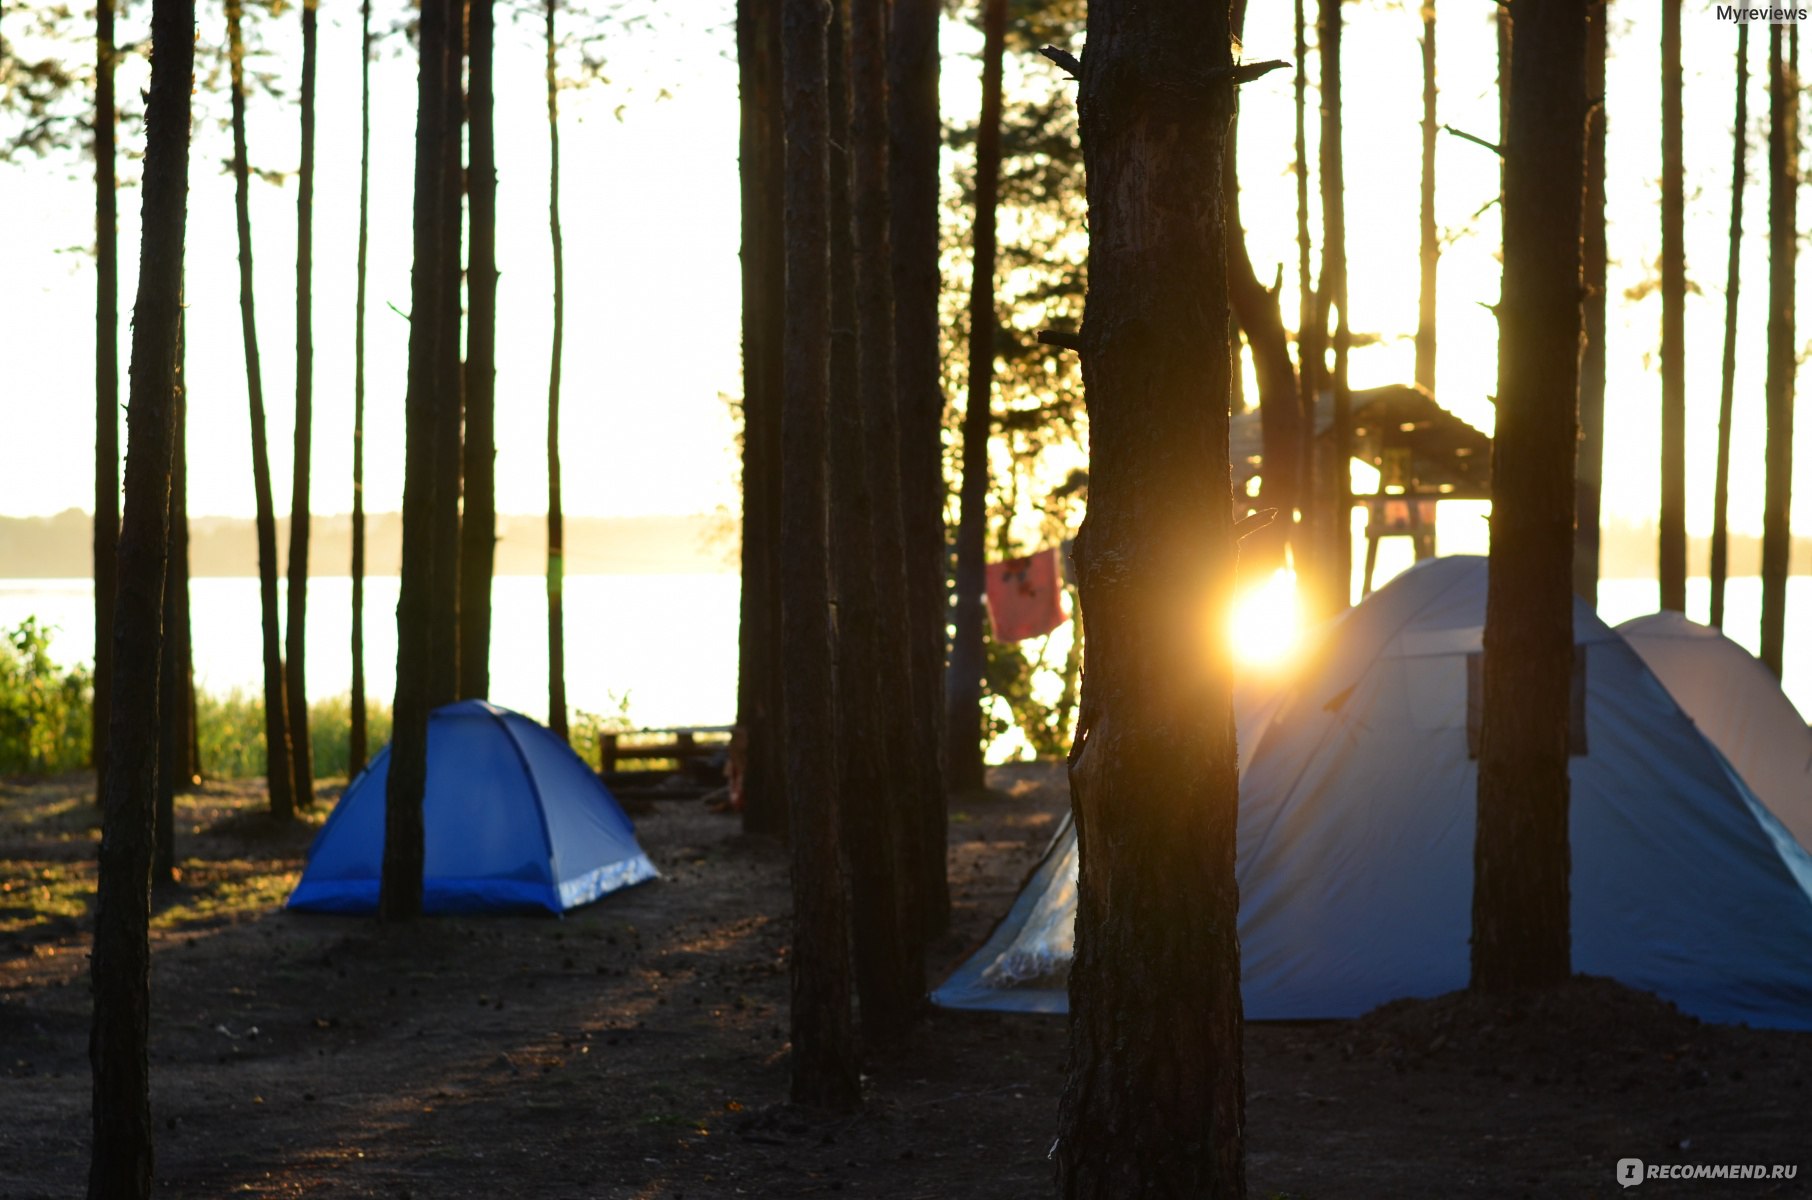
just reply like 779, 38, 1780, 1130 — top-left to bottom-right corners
1615, 610, 1812, 851
934, 557, 1812, 1030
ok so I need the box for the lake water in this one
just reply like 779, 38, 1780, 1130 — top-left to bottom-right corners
0, 572, 1807, 737
0, 575, 743, 732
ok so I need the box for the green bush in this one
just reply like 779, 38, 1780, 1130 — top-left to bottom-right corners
308, 691, 392, 779
0, 613, 394, 783
195, 688, 394, 781
0, 618, 92, 774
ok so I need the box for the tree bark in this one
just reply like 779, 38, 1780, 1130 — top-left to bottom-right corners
781, 0, 860, 1113
1472, 0, 1587, 994
92, 0, 119, 803
1224, 68, 1300, 572
154, 305, 189, 891
227, 0, 296, 822
382, 0, 458, 920
836, 0, 926, 1047
1416, 0, 1438, 392
1761, 24, 1796, 678
460, 0, 496, 701
285, 0, 319, 809
545, 0, 568, 740
1293, 0, 1318, 587
427, 0, 463, 711
1574, 0, 1607, 604
1053, 5, 1246, 1194
887, 0, 949, 937
1320, 0, 1352, 613
87, 0, 190, 1184
738, 0, 789, 837
1712, 21, 1748, 631
349, 0, 373, 776
945, 0, 1007, 795
1659, 0, 1686, 613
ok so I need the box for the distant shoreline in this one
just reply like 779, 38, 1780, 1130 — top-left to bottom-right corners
1, 509, 1805, 579
0, 510, 738, 578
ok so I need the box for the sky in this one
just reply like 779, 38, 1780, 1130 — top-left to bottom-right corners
2, 0, 1810, 557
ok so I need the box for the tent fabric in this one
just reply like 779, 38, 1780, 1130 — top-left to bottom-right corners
934, 556, 1812, 1029
985, 549, 1067, 643
288, 700, 658, 915
1615, 611, 1812, 852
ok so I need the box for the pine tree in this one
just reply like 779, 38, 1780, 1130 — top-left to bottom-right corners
780, 0, 860, 1112
349, 0, 373, 776
226, 0, 297, 821
1659, 0, 1687, 612
1711, 22, 1749, 630
737, 0, 788, 835
87, 0, 192, 1182
1574, 0, 1607, 602
284, 0, 320, 809
545, 0, 568, 740
886, 0, 950, 937
382, 0, 460, 918
1052, 4, 1246, 1192
1760, 23, 1796, 677
1472, 0, 1589, 994
91, 0, 119, 805
460, 0, 498, 700
1416, 0, 1438, 393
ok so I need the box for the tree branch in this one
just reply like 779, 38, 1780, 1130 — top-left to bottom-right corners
1210, 59, 1290, 86
1443, 124, 1503, 156
1039, 45, 1082, 80
1037, 329, 1083, 351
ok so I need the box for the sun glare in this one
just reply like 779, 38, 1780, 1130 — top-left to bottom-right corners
1229, 568, 1304, 670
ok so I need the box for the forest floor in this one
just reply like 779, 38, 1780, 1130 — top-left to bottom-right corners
2, 763, 1811, 1199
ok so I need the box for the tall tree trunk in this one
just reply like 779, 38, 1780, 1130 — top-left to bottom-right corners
285, 0, 319, 809
1293, 0, 1318, 584
92, 0, 119, 803
427, 2, 463, 710
781, 0, 860, 1114
174, 346, 194, 787
1320, 0, 1352, 612
833, 0, 925, 1047
349, 0, 372, 776
460, 0, 496, 701
227, 0, 296, 822
382, 0, 457, 920
1659, 0, 1686, 612
1712, 21, 1749, 631
87, 0, 191, 1184
945, 0, 1007, 794
545, 0, 568, 741
1472, 0, 1587, 994
1761, 24, 1796, 678
738, 0, 788, 837
1574, 0, 1607, 603
154, 304, 189, 891
887, 0, 949, 937
1224, 74, 1300, 571
1416, 0, 1437, 392
1053, 4, 1245, 1194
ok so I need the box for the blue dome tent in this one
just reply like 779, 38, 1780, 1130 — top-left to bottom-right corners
934, 557, 1812, 1030
288, 701, 658, 915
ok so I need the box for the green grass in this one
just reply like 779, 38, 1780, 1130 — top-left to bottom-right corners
0, 618, 92, 775
196, 689, 394, 781
0, 611, 396, 783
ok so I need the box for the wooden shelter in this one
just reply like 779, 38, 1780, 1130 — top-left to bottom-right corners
1231, 383, 1492, 595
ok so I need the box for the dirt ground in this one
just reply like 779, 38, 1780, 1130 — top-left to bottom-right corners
3, 763, 1810, 1199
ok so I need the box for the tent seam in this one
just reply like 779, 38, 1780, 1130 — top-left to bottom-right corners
485, 704, 564, 905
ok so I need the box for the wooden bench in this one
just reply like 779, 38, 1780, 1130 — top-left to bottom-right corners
597, 727, 733, 801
